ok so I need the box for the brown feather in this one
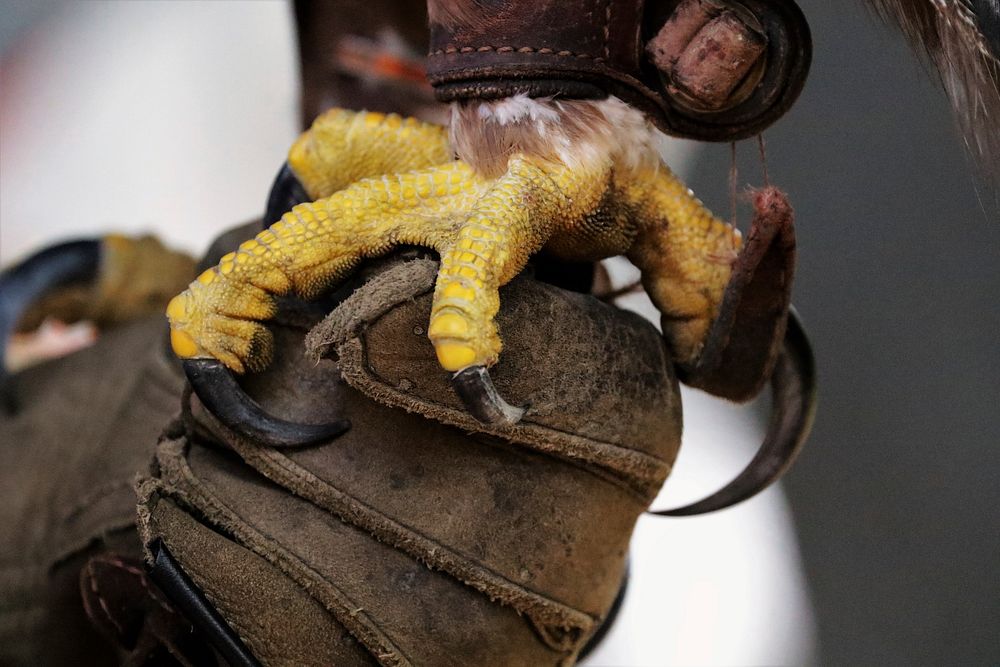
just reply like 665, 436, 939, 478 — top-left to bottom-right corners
450, 96, 656, 179
867, 0, 1000, 173
427, 0, 485, 29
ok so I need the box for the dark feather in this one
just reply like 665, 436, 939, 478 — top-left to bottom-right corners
427, 0, 484, 29
867, 0, 1000, 173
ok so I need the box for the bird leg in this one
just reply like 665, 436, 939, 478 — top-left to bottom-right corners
167, 105, 775, 445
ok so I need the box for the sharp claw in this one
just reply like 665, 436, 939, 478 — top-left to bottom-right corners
263, 162, 310, 228
451, 365, 526, 425
652, 309, 816, 516
183, 359, 350, 447
1, 239, 102, 412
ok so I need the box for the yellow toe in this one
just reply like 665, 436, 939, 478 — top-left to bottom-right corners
435, 342, 477, 371
170, 328, 200, 358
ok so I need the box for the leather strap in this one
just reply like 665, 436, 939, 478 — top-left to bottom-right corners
427, 0, 666, 119
426, 0, 812, 141
148, 540, 262, 667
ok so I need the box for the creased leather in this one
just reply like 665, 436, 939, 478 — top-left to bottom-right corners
426, 0, 813, 140
427, 0, 675, 126
139, 256, 683, 666
0, 317, 185, 665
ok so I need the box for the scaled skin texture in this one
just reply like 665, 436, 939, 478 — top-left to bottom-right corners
166, 106, 739, 374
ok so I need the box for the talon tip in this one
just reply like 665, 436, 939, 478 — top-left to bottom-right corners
451, 365, 525, 425
652, 309, 815, 516
183, 359, 350, 447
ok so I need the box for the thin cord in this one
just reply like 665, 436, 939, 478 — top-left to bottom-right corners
596, 280, 643, 303
757, 133, 771, 188
729, 141, 739, 227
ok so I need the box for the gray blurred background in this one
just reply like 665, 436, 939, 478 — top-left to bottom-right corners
2, 0, 998, 664
689, 1, 1000, 664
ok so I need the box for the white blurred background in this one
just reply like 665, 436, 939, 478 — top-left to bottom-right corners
1, 1, 298, 263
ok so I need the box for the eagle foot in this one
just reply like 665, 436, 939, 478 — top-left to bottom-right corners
166, 107, 740, 443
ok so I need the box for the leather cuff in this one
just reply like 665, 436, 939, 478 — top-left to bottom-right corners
426, 0, 812, 141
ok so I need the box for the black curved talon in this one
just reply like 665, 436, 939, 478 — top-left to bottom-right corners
451, 365, 526, 426
183, 359, 350, 447
651, 310, 816, 516
263, 162, 310, 228
1, 239, 102, 411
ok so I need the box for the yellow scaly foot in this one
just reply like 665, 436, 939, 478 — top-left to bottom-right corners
167, 107, 739, 395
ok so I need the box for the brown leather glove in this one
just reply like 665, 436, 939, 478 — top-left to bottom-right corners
0, 314, 187, 665
137, 254, 682, 666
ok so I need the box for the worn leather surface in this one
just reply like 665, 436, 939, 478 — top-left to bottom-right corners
0, 237, 683, 665
0, 317, 184, 665
147, 496, 377, 666
139, 256, 682, 666
80, 551, 218, 666
307, 259, 679, 496
427, 0, 672, 123
426, 0, 813, 141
